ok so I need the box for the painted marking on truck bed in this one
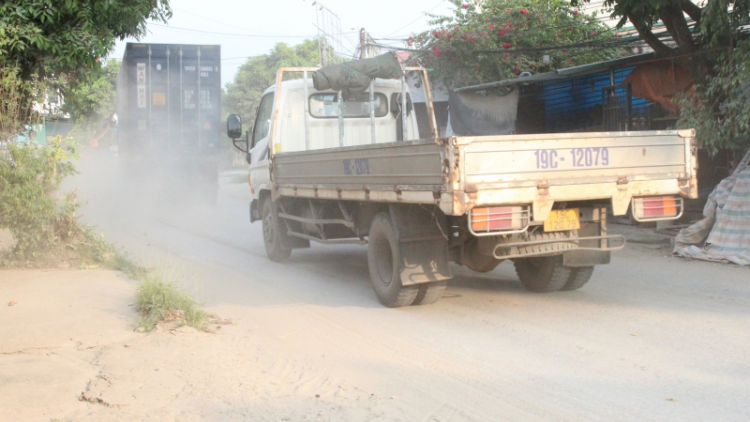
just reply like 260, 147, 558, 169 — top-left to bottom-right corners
535, 147, 610, 169
343, 158, 370, 176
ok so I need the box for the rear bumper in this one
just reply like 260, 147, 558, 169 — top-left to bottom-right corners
492, 234, 626, 260
458, 178, 697, 221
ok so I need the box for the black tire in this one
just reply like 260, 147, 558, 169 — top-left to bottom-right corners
561, 266, 595, 291
514, 255, 571, 293
262, 199, 292, 263
412, 281, 448, 306
367, 213, 419, 308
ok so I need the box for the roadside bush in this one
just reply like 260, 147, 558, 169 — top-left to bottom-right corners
0, 66, 37, 143
0, 137, 121, 267
0, 137, 78, 259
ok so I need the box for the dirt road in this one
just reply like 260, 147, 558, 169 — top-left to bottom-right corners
26, 151, 749, 421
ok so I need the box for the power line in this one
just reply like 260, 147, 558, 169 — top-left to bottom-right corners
172, 7, 290, 36
149, 23, 358, 40
376, 13, 694, 45
382, 1, 448, 38
367, 30, 663, 56
376, 21, 623, 45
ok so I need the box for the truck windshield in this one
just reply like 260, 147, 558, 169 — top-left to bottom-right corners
309, 93, 388, 119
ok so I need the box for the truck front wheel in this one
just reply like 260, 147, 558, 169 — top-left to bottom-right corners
514, 255, 571, 293
367, 213, 419, 308
262, 199, 292, 262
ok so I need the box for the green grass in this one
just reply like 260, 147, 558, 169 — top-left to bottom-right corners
109, 250, 149, 279
133, 267, 208, 332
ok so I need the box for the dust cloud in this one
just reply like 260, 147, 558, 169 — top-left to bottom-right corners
66, 135, 242, 264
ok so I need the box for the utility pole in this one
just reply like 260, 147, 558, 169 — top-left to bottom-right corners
360, 28, 367, 59
320, 38, 328, 66
313, 1, 342, 64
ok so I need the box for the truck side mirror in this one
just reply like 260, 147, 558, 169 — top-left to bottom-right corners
227, 114, 242, 139
390, 93, 413, 116
227, 114, 248, 153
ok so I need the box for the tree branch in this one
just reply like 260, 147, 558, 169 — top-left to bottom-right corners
627, 13, 672, 55
660, 4, 696, 53
680, 0, 702, 24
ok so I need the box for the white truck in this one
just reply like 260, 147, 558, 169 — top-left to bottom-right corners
227, 64, 698, 308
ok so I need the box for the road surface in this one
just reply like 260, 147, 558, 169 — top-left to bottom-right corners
70, 150, 750, 421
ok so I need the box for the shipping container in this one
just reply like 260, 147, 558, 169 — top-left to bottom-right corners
117, 43, 222, 198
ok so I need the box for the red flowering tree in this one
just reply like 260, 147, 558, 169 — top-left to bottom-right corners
409, 0, 621, 87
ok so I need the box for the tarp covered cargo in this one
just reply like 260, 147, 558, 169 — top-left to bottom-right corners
312, 52, 404, 98
674, 148, 750, 265
447, 88, 519, 136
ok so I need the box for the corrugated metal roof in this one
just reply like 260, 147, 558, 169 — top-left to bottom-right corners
455, 52, 655, 92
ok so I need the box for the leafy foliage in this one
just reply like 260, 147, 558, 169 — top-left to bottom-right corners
676, 40, 750, 154
0, 136, 131, 268
0, 0, 170, 128
409, 0, 619, 87
61, 59, 121, 139
0, 66, 39, 143
592, 0, 748, 152
600, 0, 749, 62
0, 0, 171, 79
224, 40, 321, 125
0, 137, 79, 259
0, 1, 169, 264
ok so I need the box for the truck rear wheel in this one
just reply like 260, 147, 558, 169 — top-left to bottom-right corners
412, 281, 447, 305
367, 213, 419, 308
262, 199, 292, 262
561, 267, 595, 291
514, 255, 571, 293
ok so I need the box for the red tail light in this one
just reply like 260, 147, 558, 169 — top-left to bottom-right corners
632, 196, 683, 222
470, 206, 529, 234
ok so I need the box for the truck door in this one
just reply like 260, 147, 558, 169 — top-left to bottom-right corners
248, 93, 275, 192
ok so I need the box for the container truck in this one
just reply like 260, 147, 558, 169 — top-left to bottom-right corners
226, 58, 698, 307
117, 43, 222, 201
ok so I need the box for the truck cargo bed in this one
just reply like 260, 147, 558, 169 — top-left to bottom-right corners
272, 130, 697, 219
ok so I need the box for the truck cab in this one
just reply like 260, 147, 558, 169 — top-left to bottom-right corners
241, 76, 419, 221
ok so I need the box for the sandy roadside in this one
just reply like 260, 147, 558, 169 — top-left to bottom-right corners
0, 270, 403, 422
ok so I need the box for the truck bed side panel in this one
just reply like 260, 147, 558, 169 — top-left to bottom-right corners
273, 140, 446, 190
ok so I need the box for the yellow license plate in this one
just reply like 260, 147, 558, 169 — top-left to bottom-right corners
544, 209, 581, 232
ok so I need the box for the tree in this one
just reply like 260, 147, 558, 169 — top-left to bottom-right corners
601, 0, 749, 56
0, 0, 171, 131
597, 0, 750, 82
0, 66, 36, 143
410, 0, 620, 88
0, 1, 170, 262
0, 0, 170, 80
593, 0, 749, 152
224, 39, 321, 125
61, 59, 121, 139
676, 39, 750, 154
